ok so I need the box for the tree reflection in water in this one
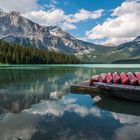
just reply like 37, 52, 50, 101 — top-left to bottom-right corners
0, 65, 140, 140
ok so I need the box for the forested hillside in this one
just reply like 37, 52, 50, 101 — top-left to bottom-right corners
0, 40, 82, 64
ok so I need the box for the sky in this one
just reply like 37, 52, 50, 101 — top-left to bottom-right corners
0, 0, 140, 45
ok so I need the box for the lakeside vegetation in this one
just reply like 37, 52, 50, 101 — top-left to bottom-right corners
1, 40, 140, 64
112, 58, 140, 64
0, 40, 82, 64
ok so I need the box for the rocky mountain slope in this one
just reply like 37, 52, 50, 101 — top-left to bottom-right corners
0, 9, 140, 63
0, 9, 100, 54
77, 36, 140, 63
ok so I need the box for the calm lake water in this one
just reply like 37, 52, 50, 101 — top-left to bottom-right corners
0, 64, 140, 140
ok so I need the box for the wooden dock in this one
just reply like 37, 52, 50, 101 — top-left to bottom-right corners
70, 81, 104, 94
70, 81, 140, 101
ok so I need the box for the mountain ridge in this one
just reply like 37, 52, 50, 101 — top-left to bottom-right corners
0, 9, 100, 54
0, 9, 140, 63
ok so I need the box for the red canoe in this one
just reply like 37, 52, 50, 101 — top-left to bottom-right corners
89, 72, 140, 86
127, 72, 137, 85
89, 75, 99, 86
71, 81, 140, 101
99, 73, 107, 83
135, 72, 140, 85
106, 73, 113, 83
71, 72, 140, 101
112, 72, 120, 84
120, 72, 129, 85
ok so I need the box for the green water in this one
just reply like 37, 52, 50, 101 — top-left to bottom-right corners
0, 64, 140, 140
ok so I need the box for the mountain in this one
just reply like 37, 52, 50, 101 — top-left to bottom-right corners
81, 37, 140, 63
1, 9, 140, 63
110, 36, 140, 63
0, 9, 100, 54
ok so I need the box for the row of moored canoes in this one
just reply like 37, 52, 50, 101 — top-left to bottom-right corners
89, 72, 140, 86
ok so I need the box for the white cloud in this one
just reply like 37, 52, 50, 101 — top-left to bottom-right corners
112, 113, 140, 125
23, 8, 103, 30
111, 112, 140, 140
62, 22, 77, 30
101, 37, 135, 46
86, 1, 140, 45
44, 0, 59, 10
67, 9, 104, 23
114, 123, 140, 140
24, 9, 66, 26
0, 113, 39, 140
25, 97, 101, 117
0, 0, 40, 13
77, 37, 89, 42
0, 0, 103, 31
112, 0, 140, 16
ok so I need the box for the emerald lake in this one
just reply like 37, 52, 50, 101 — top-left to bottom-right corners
0, 64, 140, 140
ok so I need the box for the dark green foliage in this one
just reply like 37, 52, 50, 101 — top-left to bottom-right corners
112, 58, 140, 64
0, 40, 82, 64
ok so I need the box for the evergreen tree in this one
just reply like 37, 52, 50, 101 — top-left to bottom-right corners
0, 40, 82, 64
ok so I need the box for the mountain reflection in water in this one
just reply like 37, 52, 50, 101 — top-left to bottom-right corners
0, 65, 140, 140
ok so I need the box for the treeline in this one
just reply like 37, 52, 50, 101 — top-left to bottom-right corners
0, 40, 82, 64
112, 58, 140, 64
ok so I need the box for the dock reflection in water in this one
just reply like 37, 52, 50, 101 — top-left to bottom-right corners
91, 94, 140, 140
0, 65, 140, 140
92, 94, 140, 116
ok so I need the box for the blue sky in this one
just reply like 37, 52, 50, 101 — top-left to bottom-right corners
41, 0, 124, 13
38, 0, 124, 39
0, 0, 140, 45
39, 0, 124, 12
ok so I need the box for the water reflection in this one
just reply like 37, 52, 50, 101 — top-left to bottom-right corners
29, 95, 119, 140
0, 66, 92, 114
0, 113, 40, 140
93, 95, 140, 116
112, 115, 140, 140
90, 93, 140, 140
0, 65, 140, 140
